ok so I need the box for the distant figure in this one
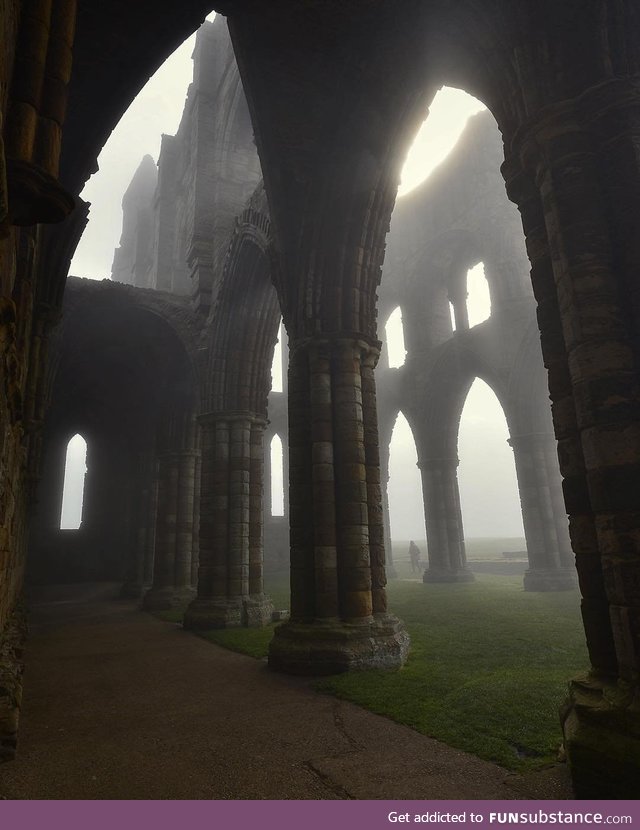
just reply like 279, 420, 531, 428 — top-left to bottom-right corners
409, 540, 422, 574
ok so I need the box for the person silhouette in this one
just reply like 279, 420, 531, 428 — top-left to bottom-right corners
409, 540, 421, 574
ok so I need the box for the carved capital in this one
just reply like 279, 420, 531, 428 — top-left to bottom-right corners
6, 158, 75, 226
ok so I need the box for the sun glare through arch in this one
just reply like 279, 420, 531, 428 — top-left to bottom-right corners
398, 87, 486, 197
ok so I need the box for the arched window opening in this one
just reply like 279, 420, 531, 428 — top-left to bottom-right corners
449, 301, 457, 332
70, 13, 217, 280
60, 434, 88, 530
385, 307, 407, 368
458, 379, 524, 544
270, 434, 285, 517
398, 87, 486, 197
467, 262, 491, 327
271, 319, 284, 393
388, 413, 425, 564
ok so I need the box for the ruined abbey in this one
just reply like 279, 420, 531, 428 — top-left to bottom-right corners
1, 0, 639, 799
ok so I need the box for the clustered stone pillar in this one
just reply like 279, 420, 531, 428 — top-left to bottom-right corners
121, 451, 157, 598
174, 449, 198, 592
419, 456, 474, 583
4, 0, 76, 226
268, 336, 409, 674
378, 440, 396, 578
361, 348, 390, 613
248, 421, 264, 600
508, 433, 576, 591
143, 452, 176, 608
143, 461, 159, 588
142, 449, 198, 611
184, 413, 273, 629
504, 81, 640, 796
190, 453, 201, 589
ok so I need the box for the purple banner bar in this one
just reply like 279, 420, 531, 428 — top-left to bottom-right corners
1, 800, 639, 830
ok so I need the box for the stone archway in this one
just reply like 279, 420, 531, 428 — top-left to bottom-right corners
185, 186, 281, 630
30, 279, 200, 596
2, 0, 640, 794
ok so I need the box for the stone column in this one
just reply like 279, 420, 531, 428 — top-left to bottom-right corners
504, 151, 616, 685
143, 460, 158, 587
504, 83, 640, 795
184, 413, 273, 629
268, 336, 409, 674
121, 452, 156, 598
142, 451, 179, 611
508, 433, 577, 591
378, 440, 396, 578
227, 417, 251, 602
190, 453, 201, 589
543, 435, 575, 570
4, 0, 75, 226
419, 457, 474, 583
173, 449, 198, 599
362, 348, 390, 612
246, 419, 271, 624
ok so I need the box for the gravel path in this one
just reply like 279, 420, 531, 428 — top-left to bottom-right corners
0, 583, 573, 800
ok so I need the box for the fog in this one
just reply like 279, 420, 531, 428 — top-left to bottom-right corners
64, 16, 527, 542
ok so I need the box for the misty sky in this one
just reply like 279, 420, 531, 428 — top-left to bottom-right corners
63, 14, 527, 542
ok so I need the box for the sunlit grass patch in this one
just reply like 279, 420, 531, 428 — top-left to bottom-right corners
316, 576, 586, 771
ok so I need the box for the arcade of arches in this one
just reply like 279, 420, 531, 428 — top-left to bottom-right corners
1, 0, 639, 799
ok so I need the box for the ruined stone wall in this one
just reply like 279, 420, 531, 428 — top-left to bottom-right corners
0, 0, 26, 763
30, 277, 203, 588
111, 155, 157, 287
379, 110, 537, 425
0, 0, 79, 759
111, 18, 261, 310
374, 109, 574, 588
152, 135, 187, 294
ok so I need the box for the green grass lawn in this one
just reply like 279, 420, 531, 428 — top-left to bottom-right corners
316, 576, 586, 771
152, 564, 587, 773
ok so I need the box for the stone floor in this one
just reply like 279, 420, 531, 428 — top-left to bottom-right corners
0, 584, 573, 800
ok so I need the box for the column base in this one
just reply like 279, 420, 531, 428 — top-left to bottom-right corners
268, 614, 410, 675
142, 586, 195, 612
423, 567, 475, 584
524, 567, 577, 592
183, 595, 274, 629
243, 595, 275, 627
562, 675, 640, 799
